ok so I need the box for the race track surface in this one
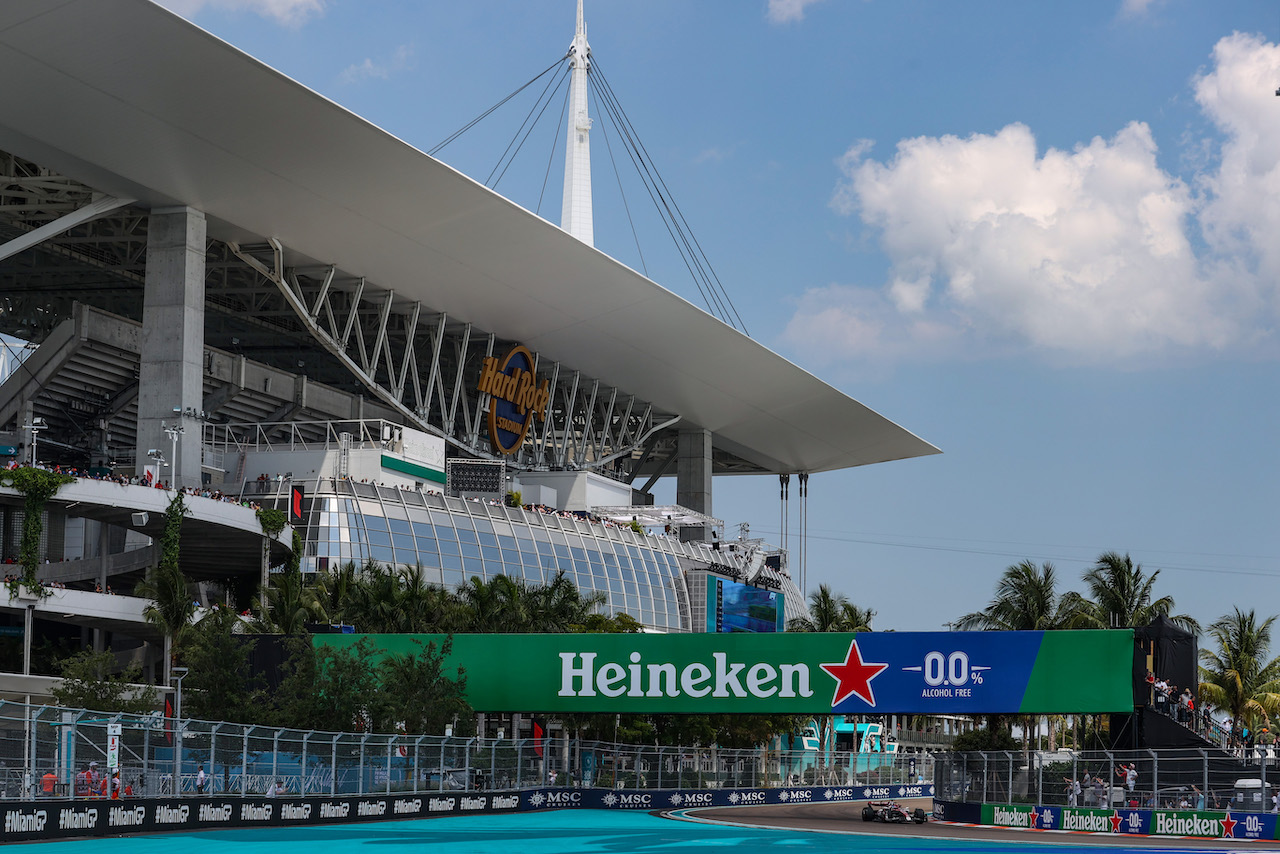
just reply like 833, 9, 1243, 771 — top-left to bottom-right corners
681, 800, 1280, 848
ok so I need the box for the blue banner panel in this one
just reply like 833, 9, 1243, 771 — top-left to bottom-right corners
932, 800, 982, 823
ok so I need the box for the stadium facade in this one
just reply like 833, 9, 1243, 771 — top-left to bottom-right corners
0, 0, 937, 695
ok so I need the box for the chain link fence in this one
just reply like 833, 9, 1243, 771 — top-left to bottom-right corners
0, 700, 932, 800
936, 748, 1280, 813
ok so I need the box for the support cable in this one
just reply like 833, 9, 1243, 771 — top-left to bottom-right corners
489, 65, 572, 189
429, 54, 569, 157
536, 81, 574, 216
593, 95, 648, 277
591, 60, 749, 335
588, 68, 720, 318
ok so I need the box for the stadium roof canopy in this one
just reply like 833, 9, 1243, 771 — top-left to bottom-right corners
0, 0, 939, 475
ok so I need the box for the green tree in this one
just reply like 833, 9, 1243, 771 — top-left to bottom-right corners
786, 584, 874, 633
178, 608, 262, 722
956, 560, 1082, 631
269, 636, 382, 731
3, 466, 73, 593
1071, 551, 1200, 632
51, 649, 157, 714
136, 491, 195, 682
370, 637, 471, 734
956, 560, 1084, 750
1199, 608, 1280, 739
253, 565, 323, 635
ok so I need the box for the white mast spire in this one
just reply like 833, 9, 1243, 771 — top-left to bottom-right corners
560, 0, 594, 246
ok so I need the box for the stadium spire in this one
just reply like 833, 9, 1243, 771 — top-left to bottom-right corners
560, 0, 594, 246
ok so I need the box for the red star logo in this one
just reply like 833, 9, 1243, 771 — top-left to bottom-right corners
820, 639, 889, 707
1028, 807, 1040, 828
1109, 810, 1123, 833
1220, 812, 1237, 838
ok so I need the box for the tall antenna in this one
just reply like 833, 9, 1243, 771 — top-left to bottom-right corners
560, 0, 594, 246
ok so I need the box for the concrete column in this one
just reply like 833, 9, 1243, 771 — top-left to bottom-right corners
676, 427, 712, 543
136, 207, 206, 488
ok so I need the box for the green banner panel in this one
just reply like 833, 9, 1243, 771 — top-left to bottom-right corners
314, 629, 1133, 714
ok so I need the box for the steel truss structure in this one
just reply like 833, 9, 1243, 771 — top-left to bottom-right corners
224, 237, 680, 474
0, 151, 684, 476
0, 150, 782, 479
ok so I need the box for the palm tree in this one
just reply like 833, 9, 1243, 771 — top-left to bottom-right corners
533, 571, 606, 632
1072, 551, 1199, 632
253, 567, 324, 634
955, 560, 1084, 754
787, 584, 874, 632
839, 603, 876, 633
784, 584, 875, 782
136, 492, 195, 683
1199, 608, 1280, 740
956, 560, 1083, 631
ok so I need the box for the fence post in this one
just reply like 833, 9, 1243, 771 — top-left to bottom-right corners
1199, 749, 1209, 809
413, 735, 426, 794
208, 723, 221, 794
1036, 751, 1043, 806
241, 726, 252, 796
516, 738, 523, 790
386, 737, 393, 794
464, 737, 473, 790
331, 734, 340, 796
1261, 745, 1267, 801
1005, 751, 1013, 804
272, 730, 281, 789
439, 739, 447, 792
491, 736, 497, 789
1148, 749, 1157, 808
300, 731, 312, 796
358, 733, 370, 795
26, 704, 39, 800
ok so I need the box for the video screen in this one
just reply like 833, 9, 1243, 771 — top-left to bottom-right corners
716, 577, 780, 633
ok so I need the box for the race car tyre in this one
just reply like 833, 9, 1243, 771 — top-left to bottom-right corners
913, 808, 927, 824
862, 807, 874, 821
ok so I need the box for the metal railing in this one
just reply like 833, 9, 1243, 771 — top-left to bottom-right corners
0, 700, 932, 800
936, 748, 1280, 812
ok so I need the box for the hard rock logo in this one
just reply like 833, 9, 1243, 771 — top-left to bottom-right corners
477, 345, 550, 455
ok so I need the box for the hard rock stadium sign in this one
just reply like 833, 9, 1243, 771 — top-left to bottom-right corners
315, 630, 1134, 715
476, 345, 551, 455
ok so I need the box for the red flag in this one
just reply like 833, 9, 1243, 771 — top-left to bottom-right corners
532, 719, 545, 758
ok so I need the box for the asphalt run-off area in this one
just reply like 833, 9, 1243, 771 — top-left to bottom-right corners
6, 804, 1279, 854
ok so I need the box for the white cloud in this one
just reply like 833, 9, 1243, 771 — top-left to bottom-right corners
766, 0, 826, 25
155, 0, 324, 27
1119, 0, 1163, 18
339, 45, 415, 85
787, 33, 1280, 366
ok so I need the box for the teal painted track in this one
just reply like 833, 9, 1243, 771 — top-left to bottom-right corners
0, 811, 1240, 854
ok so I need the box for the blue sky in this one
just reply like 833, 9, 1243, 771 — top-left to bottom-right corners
156, 0, 1280, 633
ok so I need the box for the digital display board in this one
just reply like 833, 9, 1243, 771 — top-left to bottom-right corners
710, 576, 782, 633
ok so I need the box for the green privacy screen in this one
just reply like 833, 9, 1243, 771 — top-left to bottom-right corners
314, 629, 1134, 714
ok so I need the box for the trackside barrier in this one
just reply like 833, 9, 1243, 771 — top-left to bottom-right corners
932, 800, 1280, 841
0, 700, 931, 800
0, 784, 935, 841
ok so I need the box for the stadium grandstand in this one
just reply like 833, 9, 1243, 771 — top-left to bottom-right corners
0, 0, 937, 701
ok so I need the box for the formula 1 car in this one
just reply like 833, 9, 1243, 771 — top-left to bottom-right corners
861, 801, 928, 824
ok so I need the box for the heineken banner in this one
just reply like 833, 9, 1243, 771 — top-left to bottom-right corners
315, 630, 1133, 714
976, 802, 1278, 840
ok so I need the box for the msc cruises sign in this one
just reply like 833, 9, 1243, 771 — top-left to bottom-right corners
476, 345, 551, 455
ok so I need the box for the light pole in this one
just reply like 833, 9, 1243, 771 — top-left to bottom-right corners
171, 666, 188, 796
147, 449, 167, 486
22, 417, 46, 466
162, 420, 184, 489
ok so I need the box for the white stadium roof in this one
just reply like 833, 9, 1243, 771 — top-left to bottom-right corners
0, 0, 939, 474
